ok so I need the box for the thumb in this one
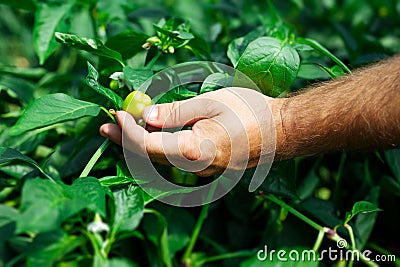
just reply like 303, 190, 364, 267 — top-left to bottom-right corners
142, 97, 214, 128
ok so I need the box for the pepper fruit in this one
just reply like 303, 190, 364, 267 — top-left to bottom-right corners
122, 91, 152, 119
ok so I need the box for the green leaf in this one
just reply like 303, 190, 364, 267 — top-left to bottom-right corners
10, 93, 101, 135
85, 62, 124, 108
297, 63, 330, 80
344, 201, 382, 225
98, 29, 149, 76
0, 205, 19, 243
55, 32, 124, 66
99, 176, 135, 187
17, 177, 106, 233
33, 2, 72, 65
154, 18, 194, 40
296, 37, 351, 74
123, 66, 153, 91
26, 230, 84, 267
142, 210, 172, 267
354, 187, 380, 249
0, 66, 47, 80
0, 75, 35, 106
69, 5, 95, 39
185, 34, 211, 60
153, 18, 194, 51
161, 207, 194, 256
98, 161, 147, 187
1, 164, 33, 180
116, 160, 132, 179
237, 37, 300, 97
153, 87, 197, 104
105, 29, 149, 60
112, 186, 144, 235
0, 147, 51, 179
66, 177, 106, 217
0, 147, 39, 168
0, 125, 47, 154
241, 160, 298, 199
200, 73, 234, 94
297, 168, 320, 200
227, 28, 265, 68
17, 178, 68, 233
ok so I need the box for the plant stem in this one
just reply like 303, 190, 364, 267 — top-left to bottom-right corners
145, 51, 161, 70
36, 164, 56, 182
333, 152, 347, 207
100, 106, 117, 124
79, 139, 111, 178
181, 203, 210, 263
265, 194, 324, 231
181, 181, 217, 264
182, 180, 220, 265
345, 224, 356, 267
312, 229, 326, 252
345, 224, 357, 250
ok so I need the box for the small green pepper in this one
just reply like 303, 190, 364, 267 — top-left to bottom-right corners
109, 80, 119, 90
122, 91, 152, 119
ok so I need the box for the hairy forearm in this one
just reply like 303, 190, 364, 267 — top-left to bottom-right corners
274, 55, 400, 160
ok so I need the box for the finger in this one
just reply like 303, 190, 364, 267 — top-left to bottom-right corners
145, 130, 213, 173
100, 123, 122, 145
142, 96, 216, 128
117, 111, 210, 171
116, 111, 187, 159
115, 111, 148, 155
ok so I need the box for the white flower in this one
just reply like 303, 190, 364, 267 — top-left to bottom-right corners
87, 221, 110, 233
109, 72, 130, 89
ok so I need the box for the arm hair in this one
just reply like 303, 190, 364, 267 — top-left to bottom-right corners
275, 55, 400, 160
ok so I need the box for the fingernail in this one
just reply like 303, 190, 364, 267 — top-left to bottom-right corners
145, 106, 158, 122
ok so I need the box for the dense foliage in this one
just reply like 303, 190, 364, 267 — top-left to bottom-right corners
0, 0, 399, 266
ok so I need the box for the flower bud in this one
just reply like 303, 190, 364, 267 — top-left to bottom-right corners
142, 42, 152, 50
146, 36, 161, 44
168, 46, 175, 54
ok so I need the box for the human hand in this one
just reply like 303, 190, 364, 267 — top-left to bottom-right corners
100, 87, 283, 177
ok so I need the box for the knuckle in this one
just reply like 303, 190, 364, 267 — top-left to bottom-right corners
170, 101, 182, 124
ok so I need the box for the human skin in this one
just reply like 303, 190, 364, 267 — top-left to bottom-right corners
100, 55, 400, 176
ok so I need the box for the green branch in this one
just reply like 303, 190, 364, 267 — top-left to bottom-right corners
265, 194, 324, 231
80, 139, 111, 178
181, 203, 210, 263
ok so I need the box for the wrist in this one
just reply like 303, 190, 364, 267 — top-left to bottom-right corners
265, 96, 287, 161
